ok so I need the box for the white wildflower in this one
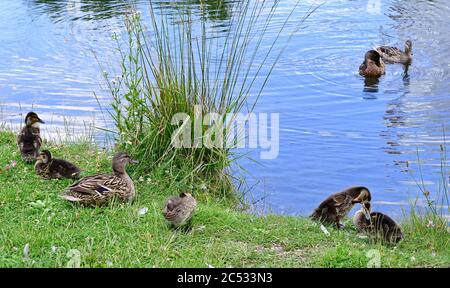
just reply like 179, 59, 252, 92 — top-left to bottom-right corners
138, 207, 148, 216
66, 249, 81, 268
23, 243, 30, 260
320, 224, 330, 236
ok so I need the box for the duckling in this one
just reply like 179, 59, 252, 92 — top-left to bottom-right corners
60, 152, 138, 206
35, 150, 81, 179
310, 186, 371, 229
359, 50, 385, 77
375, 40, 412, 64
353, 202, 403, 244
163, 192, 197, 227
17, 112, 45, 163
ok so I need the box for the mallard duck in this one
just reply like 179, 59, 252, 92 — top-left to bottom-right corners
375, 40, 412, 64
60, 152, 138, 206
359, 50, 385, 77
35, 150, 81, 179
310, 186, 371, 229
353, 202, 403, 244
17, 112, 45, 163
163, 192, 197, 227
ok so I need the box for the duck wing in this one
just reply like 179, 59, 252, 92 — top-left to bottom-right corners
332, 193, 351, 207
375, 46, 403, 58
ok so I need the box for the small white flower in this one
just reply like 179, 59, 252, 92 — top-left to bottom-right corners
138, 207, 148, 216
139, 176, 144, 182
320, 224, 330, 236
411, 256, 416, 261
146, 178, 152, 183
199, 183, 207, 190
427, 220, 434, 227
206, 263, 215, 268
66, 249, 81, 268
23, 243, 30, 260
51, 246, 58, 253
106, 261, 113, 267
431, 252, 436, 257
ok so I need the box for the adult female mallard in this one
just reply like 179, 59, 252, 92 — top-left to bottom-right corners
359, 50, 385, 77
353, 202, 403, 244
163, 192, 197, 227
310, 186, 371, 229
60, 152, 138, 206
35, 150, 81, 179
17, 112, 45, 163
375, 40, 412, 64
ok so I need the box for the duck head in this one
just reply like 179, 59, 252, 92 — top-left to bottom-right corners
179, 192, 193, 198
361, 202, 372, 220
25, 112, 45, 127
364, 50, 383, 67
351, 187, 372, 204
112, 152, 139, 174
404, 40, 413, 56
37, 150, 52, 164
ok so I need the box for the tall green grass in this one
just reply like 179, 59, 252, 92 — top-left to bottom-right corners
101, 1, 313, 199
402, 134, 449, 236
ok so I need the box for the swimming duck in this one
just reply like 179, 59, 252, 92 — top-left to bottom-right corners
60, 152, 138, 206
353, 202, 403, 244
17, 112, 45, 163
375, 40, 412, 64
359, 50, 385, 77
310, 186, 371, 229
163, 192, 197, 227
35, 150, 81, 179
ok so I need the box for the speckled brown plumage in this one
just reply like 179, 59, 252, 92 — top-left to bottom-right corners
359, 50, 385, 77
375, 40, 412, 64
163, 192, 197, 227
60, 152, 137, 206
310, 186, 371, 229
353, 203, 403, 244
17, 112, 44, 163
35, 150, 81, 179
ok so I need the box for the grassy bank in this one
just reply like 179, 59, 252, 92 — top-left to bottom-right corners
0, 131, 448, 267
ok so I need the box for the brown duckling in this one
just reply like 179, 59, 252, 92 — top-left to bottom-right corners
60, 152, 138, 206
163, 192, 197, 227
375, 40, 412, 64
310, 186, 371, 229
353, 202, 403, 244
17, 112, 45, 163
35, 150, 81, 179
359, 50, 385, 77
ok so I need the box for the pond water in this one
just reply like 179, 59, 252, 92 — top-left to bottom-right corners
0, 0, 449, 218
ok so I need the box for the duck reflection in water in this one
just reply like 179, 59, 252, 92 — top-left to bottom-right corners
363, 77, 380, 94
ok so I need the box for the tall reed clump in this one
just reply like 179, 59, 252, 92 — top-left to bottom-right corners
102, 1, 312, 200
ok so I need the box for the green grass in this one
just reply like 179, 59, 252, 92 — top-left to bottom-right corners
0, 131, 448, 267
